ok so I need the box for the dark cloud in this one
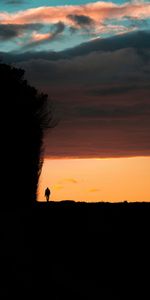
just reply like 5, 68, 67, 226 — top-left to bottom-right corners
69, 26, 78, 34
74, 103, 150, 119
0, 50, 60, 64
1, 30, 150, 62
62, 30, 150, 59
88, 84, 150, 96
125, 16, 149, 28
18, 47, 150, 88
68, 14, 94, 28
44, 118, 150, 158
0, 23, 44, 40
0, 25, 18, 40
3, 0, 25, 4
1, 30, 150, 158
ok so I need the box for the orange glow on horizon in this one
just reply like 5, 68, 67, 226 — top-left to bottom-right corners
38, 156, 150, 202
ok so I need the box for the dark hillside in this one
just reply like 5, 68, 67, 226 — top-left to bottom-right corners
32, 201, 150, 299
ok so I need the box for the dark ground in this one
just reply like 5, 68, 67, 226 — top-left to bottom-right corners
1, 201, 150, 299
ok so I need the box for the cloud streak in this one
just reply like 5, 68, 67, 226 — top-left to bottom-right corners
59, 178, 78, 184
89, 189, 100, 193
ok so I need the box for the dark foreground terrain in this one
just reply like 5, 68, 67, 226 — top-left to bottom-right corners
1, 201, 150, 299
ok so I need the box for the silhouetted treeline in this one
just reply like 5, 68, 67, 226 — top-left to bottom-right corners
0, 63, 52, 208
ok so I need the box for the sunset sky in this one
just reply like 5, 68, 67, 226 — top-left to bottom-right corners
1, 1, 150, 202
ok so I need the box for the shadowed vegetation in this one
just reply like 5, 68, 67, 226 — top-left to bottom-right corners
0, 62, 52, 208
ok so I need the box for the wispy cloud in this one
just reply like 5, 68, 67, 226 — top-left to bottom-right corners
52, 178, 77, 192
31, 31, 51, 42
1, 1, 150, 24
59, 178, 78, 184
22, 22, 65, 50
89, 188, 101, 193
53, 184, 64, 191
0, 1, 149, 35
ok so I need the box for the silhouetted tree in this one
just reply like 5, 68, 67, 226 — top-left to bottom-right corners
0, 63, 52, 208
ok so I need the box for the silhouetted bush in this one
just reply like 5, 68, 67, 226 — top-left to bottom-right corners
0, 63, 52, 208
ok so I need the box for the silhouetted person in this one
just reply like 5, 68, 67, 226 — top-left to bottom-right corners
45, 187, 51, 202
